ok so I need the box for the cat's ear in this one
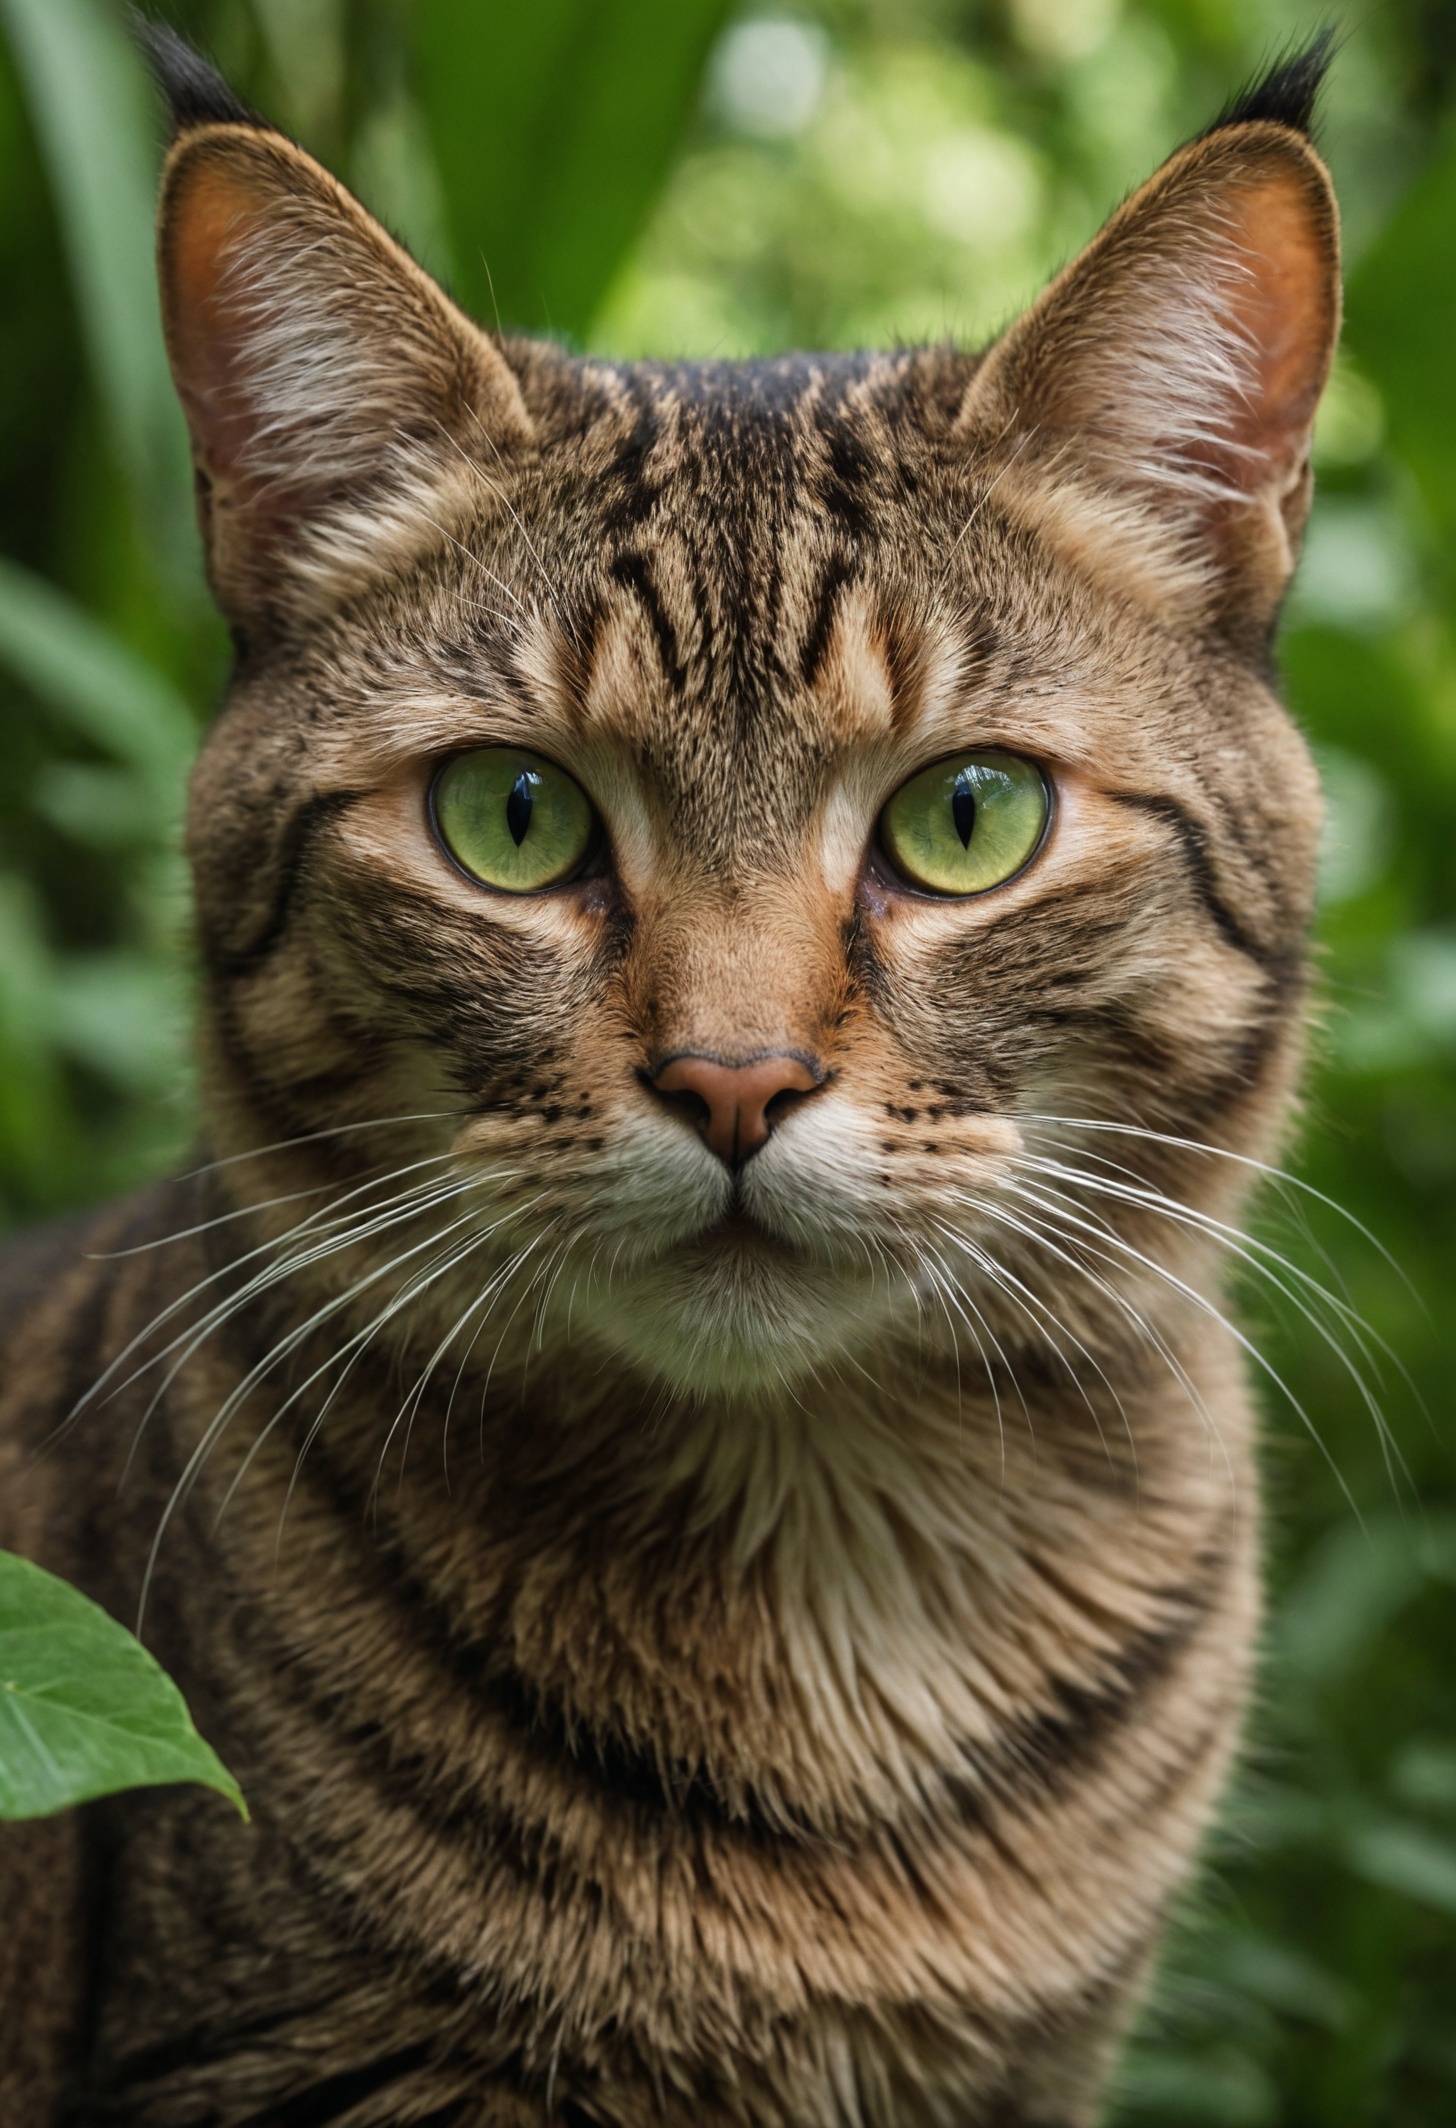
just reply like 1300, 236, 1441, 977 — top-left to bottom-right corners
149, 33, 532, 632
956, 57, 1340, 642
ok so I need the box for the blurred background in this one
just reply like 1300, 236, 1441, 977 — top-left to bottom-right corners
0, 0, 1452, 2116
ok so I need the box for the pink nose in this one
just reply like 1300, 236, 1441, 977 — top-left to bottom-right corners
650, 1052, 822, 1167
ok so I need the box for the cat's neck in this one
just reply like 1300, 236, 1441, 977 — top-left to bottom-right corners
186, 1222, 1249, 1835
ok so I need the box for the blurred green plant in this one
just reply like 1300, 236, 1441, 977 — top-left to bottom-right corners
1, 0, 1454, 2119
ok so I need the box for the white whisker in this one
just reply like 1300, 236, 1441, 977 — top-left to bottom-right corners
1015, 1156, 1411, 1495
136, 1195, 493, 1623
987, 1174, 1365, 1521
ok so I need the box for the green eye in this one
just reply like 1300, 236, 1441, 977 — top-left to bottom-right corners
431, 747, 595, 892
880, 750, 1049, 897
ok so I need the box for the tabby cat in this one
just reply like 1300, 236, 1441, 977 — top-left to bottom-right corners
0, 24, 1341, 2126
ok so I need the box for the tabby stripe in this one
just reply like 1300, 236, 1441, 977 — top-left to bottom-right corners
1109, 789, 1289, 968
256, 1414, 1234, 1855
610, 550, 684, 692
953, 1536, 1234, 1804
600, 393, 665, 536
246, 1504, 792, 1845
103, 1995, 362, 2093
207, 981, 374, 1157
800, 554, 857, 689
231, 2045, 444, 2127
817, 414, 876, 536
214, 789, 363, 975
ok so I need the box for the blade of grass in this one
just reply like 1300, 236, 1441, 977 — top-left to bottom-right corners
0, 553, 194, 806
1346, 120, 1456, 540
0, 0, 193, 583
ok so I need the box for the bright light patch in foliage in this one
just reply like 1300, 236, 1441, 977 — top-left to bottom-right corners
0, 1550, 245, 1821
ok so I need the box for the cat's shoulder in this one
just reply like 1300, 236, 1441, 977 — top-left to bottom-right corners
0, 1189, 170, 1347
0, 1186, 186, 1548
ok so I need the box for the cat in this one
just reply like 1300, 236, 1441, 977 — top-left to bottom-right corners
0, 23, 1340, 2127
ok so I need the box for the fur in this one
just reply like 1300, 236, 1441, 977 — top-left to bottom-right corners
0, 33, 1340, 2126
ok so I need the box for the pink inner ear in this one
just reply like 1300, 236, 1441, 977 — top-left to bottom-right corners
164, 161, 290, 500
1218, 169, 1336, 487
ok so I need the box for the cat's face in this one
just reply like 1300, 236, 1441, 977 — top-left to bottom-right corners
165, 110, 1337, 1399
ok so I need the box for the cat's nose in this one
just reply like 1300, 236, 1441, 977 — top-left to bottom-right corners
649, 1052, 823, 1167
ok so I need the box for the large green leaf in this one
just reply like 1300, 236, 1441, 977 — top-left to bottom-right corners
415, 0, 733, 340
0, 0, 193, 579
0, 1549, 244, 1819
1345, 120, 1456, 542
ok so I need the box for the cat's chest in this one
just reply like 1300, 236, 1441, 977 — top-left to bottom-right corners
203, 1351, 1205, 1823
74, 1327, 1256, 2125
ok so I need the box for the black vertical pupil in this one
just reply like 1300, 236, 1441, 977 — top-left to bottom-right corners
505, 771, 535, 847
952, 778, 976, 848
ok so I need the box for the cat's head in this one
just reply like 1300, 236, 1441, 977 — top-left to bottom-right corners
153, 31, 1338, 1400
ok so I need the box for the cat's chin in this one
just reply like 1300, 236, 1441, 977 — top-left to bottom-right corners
572, 1226, 895, 1398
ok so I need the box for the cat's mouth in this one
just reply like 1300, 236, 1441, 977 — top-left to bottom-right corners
695, 1207, 801, 1259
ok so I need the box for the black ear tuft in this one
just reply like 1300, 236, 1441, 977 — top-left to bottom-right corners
131, 15, 264, 135
1206, 31, 1336, 140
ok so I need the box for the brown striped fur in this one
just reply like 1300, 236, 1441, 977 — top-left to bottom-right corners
0, 34, 1340, 2126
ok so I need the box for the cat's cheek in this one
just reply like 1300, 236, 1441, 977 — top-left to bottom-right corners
1045, 768, 1142, 877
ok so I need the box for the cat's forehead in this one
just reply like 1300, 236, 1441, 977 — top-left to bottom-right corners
312, 339, 1227, 883
425, 345, 1028, 854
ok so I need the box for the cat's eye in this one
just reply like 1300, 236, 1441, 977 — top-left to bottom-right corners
431, 747, 596, 893
879, 750, 1050, 897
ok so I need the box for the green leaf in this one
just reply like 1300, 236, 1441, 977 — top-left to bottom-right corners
0, 0, 194, 578
0, 554, 195, 804
1346, 1816, 1456, 1918
416, 0, 734, 340
1113, 2046, 1277, 2124
50, 947, 191, 1095
0, 1549, 245, 1820
1273, 1513, 1456, 1690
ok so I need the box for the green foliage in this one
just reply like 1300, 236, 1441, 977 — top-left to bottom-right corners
0, 1549, 244, 1818
0, 0, 193, 580
418, 0, 737, 337
1346, 122, 1456, 544
0, 0, 1453, 2116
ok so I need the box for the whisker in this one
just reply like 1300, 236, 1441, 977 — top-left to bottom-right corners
447, 412, 561, 605
441, 1230, 564, 1486
169, 1108, 469, 1187
928, 1217, 1138, 1486
890, 1223, 1006, 1462
1015, 1157, 1412, 1495
1018, 1110, 1419, 1305
270, 1215, 541, 1546
137, 1197, 496, 1624
91, 1181, 339, 1259
1020, 1149, 1404, 1388
56, 1155, 471, 1445
983, 1175, 1366, 1521
106, 1168, 476, 1466
278, 1226, 546, 1544
948, 1195, 1220, 1486
471, 1228, 572, 1463
417, 506, 529, 618
267, 1222, 502, 1519
377, 1216, 562, 1507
